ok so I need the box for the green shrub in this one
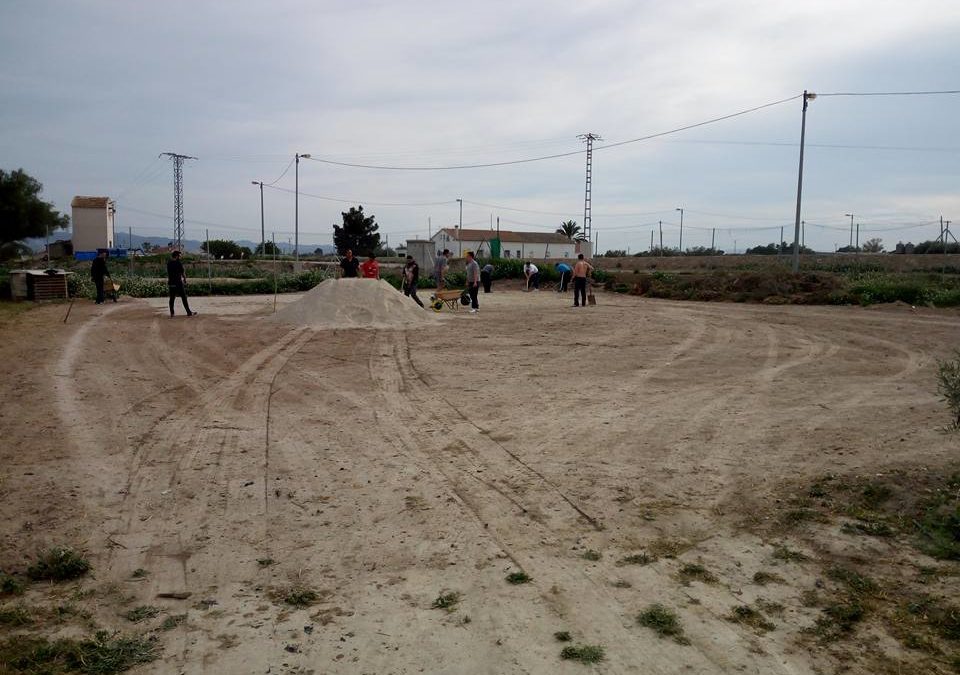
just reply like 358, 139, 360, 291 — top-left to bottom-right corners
560, 644, 605, 663
27, 547, 90, 581
937, 351, 960, 429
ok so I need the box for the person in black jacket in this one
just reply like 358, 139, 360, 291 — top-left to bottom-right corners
91, 251, 109, 304
402, 255, 424, 307
167, 251, 195, 317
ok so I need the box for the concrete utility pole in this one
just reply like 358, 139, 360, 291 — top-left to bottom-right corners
578, 133, 602, 244
294, 153, 312, 267
711, 228, 716, 250
845, 213, 857, 248
791, 91, 816, 273
676, 207, 684, 253
160, 152, 197, 251
659, 220, 663, 254
456, 198, 463, 256
251, 181, 265, 254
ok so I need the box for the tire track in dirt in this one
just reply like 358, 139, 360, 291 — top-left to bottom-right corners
365, 330, 735, 675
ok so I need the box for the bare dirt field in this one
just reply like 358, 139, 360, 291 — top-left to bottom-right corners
1, 289, 959, 674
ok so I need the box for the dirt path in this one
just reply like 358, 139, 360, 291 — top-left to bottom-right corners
1, 292, 958, 674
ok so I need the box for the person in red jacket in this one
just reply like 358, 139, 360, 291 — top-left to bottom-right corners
360, 253, 380, 279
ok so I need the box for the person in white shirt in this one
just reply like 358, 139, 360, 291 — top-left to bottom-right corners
523, 261, 540, 291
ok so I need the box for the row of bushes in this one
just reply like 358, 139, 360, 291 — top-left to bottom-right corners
67, 269, 329, 299
625, 270, 960, 307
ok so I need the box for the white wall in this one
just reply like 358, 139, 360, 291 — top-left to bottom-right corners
429, 232, 577, 259
72, 205, 114, 250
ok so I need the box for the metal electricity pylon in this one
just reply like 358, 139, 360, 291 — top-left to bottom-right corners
160, 152, 197, 251
578, 133, 602, 246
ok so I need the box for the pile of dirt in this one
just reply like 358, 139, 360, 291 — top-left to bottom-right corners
266, 278, 440, 329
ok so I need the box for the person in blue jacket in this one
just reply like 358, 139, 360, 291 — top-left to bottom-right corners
555, 262, 572, 292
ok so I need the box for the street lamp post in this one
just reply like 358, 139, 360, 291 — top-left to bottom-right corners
844, 213, 857, 248
456, 198, 463, 257
295, 153, 312, 266
251, 181, 265, 255
791, 90, 816, 273
676, 207, 684, 253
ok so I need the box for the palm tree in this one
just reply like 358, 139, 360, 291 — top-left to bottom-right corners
557, 220, 584, 241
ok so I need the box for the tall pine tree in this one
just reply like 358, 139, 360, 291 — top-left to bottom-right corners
333, 205, 380, 255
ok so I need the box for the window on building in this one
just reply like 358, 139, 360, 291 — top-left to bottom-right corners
504, 250, 511, 258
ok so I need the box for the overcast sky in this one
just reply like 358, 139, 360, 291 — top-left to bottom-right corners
2, 0, 958, 253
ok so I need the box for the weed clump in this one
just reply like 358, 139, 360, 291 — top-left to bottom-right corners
431, 591, 461, 612
506, 571, 531, 585
27, 547, 91, 582
752, 571, 785, 586
677, 562, 717, 585
553, 630, 572, 642
811, 599, 866, 641
256, 558, 276, 568
131, 568, 148, 579
827, 566, 880, 597
637, 604, 690, 644
0, 631, 158, 674
771, 545, 808, 563
123, 605, 160, 623
283, 587, 319, 608
616, 553, 653, 566
726, 605, 776, 633
936, 351, 960, 428
0, 572, 25, 596
560, 644, 605, 663
648, 538, 690, 559
841, 519, 894, 537
581, 549, 601, 562
160, 614, 187, 630
0, 605, 32, 626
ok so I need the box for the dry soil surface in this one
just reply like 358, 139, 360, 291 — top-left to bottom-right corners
1, 290, 959, 675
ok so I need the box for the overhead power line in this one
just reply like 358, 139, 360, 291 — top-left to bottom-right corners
302, 94, 801, 171
817, 90, 960, 97
263, 183, 456, 207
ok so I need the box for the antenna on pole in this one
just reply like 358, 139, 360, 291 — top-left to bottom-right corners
578, 133, 602, 248
160, 152, 197, 251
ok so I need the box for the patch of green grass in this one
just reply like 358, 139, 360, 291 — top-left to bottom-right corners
752, 571, 785, 586
861, 482, 893, 509
581, 549, 601, 562
757, 599, 785, 616
677, 562, 717, 585
648, 538, 690, 559
915, 498, 960, 560
810, 599, 866, 641
27, 547, 91, 582
123, 606, 159, 623
553, 631, 572, 642
726, 605, 776, 633
559, 644, 605, 663
841, 519, 894, 537
616, 553, 654, 566
827, 566, 880, 597
0, 604, 32, 626
780, 508, 826, 526
0, 572, 25, 596
0, 631, 158, 674
506, 571, 531, 585
431, 591, 461, 611
637, 603, 690, 645
130, 569, 148, 579
771, 545, 808, 563
283, 587, 319, 608
937, 350, 960, 429
160, 614, 186, 631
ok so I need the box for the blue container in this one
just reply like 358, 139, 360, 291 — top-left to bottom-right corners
75, 250, 97, 261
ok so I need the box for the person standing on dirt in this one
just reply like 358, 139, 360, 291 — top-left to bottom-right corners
167, 251, 195, 317
339, 249, 360, 278
572, 253, 593, 308
91, 250, 110, 305
465, 250, 480, 314
402, 255, 424, 308
434, 249, 450, 290
523, 261, 540, 291
360, 253, 380, 279
480, 262, 494, 293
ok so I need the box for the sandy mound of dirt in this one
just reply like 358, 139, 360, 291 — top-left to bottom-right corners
266, 278, 441, 329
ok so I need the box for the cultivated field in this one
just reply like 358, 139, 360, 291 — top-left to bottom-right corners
1, 290, 959, 674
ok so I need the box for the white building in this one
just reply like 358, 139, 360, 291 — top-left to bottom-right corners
71, 196, 115, 251
429, 228, 589, 260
